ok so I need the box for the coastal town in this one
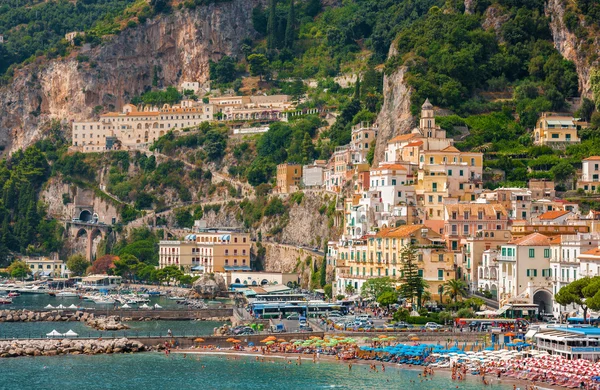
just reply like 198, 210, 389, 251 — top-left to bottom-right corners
4, 0, 600, 388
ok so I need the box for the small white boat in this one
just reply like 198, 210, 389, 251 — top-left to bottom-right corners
19, 285, 47, 294
56, 290, 78, 297
168, 296, 185, 300
93, 297, 115, 304
0, 297, 12, 304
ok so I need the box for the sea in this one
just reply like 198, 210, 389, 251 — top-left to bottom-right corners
0, 353, 511, 390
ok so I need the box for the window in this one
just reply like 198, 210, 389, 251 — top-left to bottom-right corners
529, 248, 535, 258
392, 179, 397, 185
551, 133, 559, 139
438, 254, 444, 262
544, 249, 550, 258
459, 170, 464, 176
448, 169, 452, 176
438, 269, 444, 281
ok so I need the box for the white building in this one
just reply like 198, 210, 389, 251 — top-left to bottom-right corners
477, 249, 499, 298
497, 233, 553, 317
302, 161, 327, 187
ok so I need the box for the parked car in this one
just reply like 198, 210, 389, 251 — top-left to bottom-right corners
356, 314, 373, 321
287, 314, 300, 320
299, 316, 307, 326
393, 322, 411, 329
424, 322, 443, 331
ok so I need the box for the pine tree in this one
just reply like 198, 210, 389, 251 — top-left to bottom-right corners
319, 253, 327, 287
301, 132, 315, 163
267, 0, 277, 54
284, 0, 295, 50
398, 245, 428, 309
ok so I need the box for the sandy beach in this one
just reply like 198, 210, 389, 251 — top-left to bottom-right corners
172, 348, 562, 390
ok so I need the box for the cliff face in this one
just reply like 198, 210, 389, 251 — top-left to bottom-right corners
546, 0, 598, 99
373, 65, 414, 165
0, 0, 259, 153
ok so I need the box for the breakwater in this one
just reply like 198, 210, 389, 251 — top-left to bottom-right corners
0, 308, 233, 322
0, 338, 146, 358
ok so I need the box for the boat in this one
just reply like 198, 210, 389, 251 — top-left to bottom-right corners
56, 290, 78, 297
7, 292, 20, 297
93, 297, 115, 305
19, 285, 48, 294
168, 296, 186, 300
0, 297, 12, 304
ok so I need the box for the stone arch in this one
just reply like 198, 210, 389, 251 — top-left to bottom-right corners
75, 228, 87, 238
533, 289, 553, 315
79, 209, 93, 222
234, 278, 241, 284
491, 284, 498, 299
261, 279, 269, 285
159, 130, 165, 137
251, 281, 257, 286
136, 123, 142, 130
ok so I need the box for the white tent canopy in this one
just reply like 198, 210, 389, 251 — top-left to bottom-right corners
45, 304, 55, 309
154, 304, 162, 309
140, 304, 150, 309
68, 304, 78, 309
121, 304, 131, 309
476, 310, 499, 316
46, 330, 63, 337
56, 304, 66, 309
64, 329, 78, 337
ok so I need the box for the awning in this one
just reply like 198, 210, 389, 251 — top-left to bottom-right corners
191, 265, 205, 271
525, 329, 537, 339
223, 266, 252, 271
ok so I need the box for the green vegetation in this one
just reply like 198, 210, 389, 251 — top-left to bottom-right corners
131, 86, 183, 106
0, 0, 154, 81
66, 254, 90, 276
7, 260, 30, 279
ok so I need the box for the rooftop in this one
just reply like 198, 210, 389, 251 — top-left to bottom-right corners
508, 232, 551, 246
388, 133, 418, 144
539, 210, 571, 220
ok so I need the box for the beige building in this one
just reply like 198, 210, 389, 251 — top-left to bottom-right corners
210, 95, 293, 121
159, 230, 251, 273
23, 257, 68, 278
276, 163, 302, 193
533, 112, 583, 148
577, 156, 600, 192
497, 233, 554, 315
72, 102, 214, 152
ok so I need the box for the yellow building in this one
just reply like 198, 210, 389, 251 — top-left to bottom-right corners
415, 166, 449, 220
276, 163, 302, 194
355, 224, 456, 301
23, 257, 68, 278
533, 112, 583, 148
159, 230, 251, 273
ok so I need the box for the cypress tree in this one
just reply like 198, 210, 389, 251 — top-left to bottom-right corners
284, 0, 295, 50
267, 0, 277, 54
354, 75, 361, 100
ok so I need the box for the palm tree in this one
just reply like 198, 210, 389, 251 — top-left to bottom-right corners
420, 291, 432, 308
443, 279, 468, 303
345, 284, 355, 296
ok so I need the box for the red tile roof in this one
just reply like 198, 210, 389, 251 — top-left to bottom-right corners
539, 210, 570, 220
508, 232, 551, 246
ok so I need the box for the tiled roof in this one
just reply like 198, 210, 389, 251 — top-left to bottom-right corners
583, 156, 600, 161
539, 210, 570, 220
445, 203, 508, 217
405, 141, 423, 147
440, 146, 461, 153
373, 164, 406, 171
549, 236, 562, 245
376, 224, 423, 238
581, 248, 600, 256
388, 133, 418, 143
508, 232, 551, 246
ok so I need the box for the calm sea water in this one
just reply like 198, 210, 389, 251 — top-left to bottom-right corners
5, 294, 230, 310
0, 353, 510, 390
0, 320, 227, 339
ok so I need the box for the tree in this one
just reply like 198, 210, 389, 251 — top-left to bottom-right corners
67, 254, 90, 277
323, 283, 332, 298
267, 0, 277, 54
8, 260, 30, 279
420, 290, 432, 308
550, 161, 576, 183
354, 76, 361, 100
377, 290, 399, 309
301, 132, 315, 163
556, 277, 594, 323
366, 140, 376, 165
113, 254, 141, 282
305, 0, 321, 17
345, 283, 355, 296
284, 0, 295, 50
156, 265, 183, 286
89, 255, 117, 275
361, 277, 393, 300
319, 254, 327, 287
398, 245, 427, 309
443, 279, 468, 303
248, 54, 270, 81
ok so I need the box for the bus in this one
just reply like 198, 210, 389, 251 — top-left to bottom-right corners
454, 318, 529, 332
253, 294, 306, 302
249, 300, 348, 319
567, 317, 600, 325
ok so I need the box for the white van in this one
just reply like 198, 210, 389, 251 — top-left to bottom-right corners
356, 314, 372, 321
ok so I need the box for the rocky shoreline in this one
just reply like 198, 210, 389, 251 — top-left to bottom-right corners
0, 309, 97, 323
0, 338, 146, 358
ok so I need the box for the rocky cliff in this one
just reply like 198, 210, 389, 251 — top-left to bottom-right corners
373, 65, 414, 165
0, 0, 259, 153
546, 0, 598, 99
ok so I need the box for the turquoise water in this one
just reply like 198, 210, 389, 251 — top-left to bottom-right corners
0, 320, 227, 339
0, 353, 510, 390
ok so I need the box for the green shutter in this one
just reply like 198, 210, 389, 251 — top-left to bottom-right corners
533, 269, 537, 277
527, 269, 530, 277
529, 249, 535, 258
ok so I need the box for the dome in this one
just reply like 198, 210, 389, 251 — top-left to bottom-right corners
421, 98, 433, 109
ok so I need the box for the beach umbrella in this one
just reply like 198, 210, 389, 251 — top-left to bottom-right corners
410, 337, 420, 341
46, 330, 63, 337
277, 339, 286, 343
226, 338, 236, 342
64, 329, 78, 337
280, 342, 290, 345
378, 335, 387, 339
265, 341, 275, 345
504, 332, 516, 337
232, 340, 242, 343
265, 336, 277, 341
194, 338, 205, 343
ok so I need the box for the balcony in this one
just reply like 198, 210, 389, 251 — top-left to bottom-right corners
497, 256, 516, 262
